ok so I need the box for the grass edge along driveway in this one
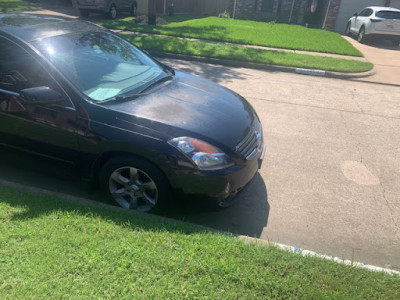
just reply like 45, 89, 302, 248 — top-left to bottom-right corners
125, 35, 373, 73
0, 185, 399, 299
102, 16, 363, 57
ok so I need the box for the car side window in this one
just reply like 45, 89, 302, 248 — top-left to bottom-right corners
0, 37, 73, 108
358, 9, 372, 17
358, 9, 367, 16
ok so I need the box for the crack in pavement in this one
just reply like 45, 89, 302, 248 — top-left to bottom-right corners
340, 113, 399, 232
379, 181, 399, 231
350, 89, 365, 114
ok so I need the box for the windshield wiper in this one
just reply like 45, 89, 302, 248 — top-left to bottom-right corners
135, 74, 174, 95
98, 74, 174, 104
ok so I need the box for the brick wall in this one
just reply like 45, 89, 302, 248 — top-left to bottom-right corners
296, 0, 309, 24
234, 0, 258, 19
324, 0, 341, 29
278, 0, 294, 21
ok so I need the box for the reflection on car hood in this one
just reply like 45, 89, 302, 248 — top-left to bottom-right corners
106, 71, 255, 148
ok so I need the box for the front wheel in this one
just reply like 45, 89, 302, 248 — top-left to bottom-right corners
345, 22, 351, 36
358, 27, 366, 43
99, 156, 170, 212
108, 5, 117, 19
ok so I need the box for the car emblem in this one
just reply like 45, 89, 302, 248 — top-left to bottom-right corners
254, 130, 261, 140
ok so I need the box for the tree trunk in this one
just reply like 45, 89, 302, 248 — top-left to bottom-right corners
148, 0, 157, 25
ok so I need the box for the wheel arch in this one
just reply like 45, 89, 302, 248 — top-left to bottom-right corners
91, 150, 172, 187
346, 21, 352, 34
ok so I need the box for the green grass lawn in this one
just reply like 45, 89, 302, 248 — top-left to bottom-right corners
0, 0, 40, 12
102, 16, 363, 57
0, 186, 399, 299
125, 35, 373, 73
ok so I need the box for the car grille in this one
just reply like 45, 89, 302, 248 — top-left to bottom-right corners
235, 117, 263, 160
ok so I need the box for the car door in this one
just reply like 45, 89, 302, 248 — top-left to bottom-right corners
355, 8, 373, 31
0, 36, 81, 165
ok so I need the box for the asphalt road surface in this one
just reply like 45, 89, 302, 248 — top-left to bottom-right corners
1, 59, 399, 271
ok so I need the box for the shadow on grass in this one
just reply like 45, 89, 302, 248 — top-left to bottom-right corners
1, 1, 40, 13
103, 20, 231, 42
0, 183, 210, 235
163, 14, 206, 23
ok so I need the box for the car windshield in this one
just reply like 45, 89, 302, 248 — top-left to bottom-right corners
32, 31, 165, 102
375, 11, 400, 20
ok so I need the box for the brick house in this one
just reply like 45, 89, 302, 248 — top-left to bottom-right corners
232, 0, 400, 31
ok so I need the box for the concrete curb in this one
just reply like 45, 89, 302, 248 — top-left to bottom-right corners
148, 50, 376, 79
240, 236, 400, 276
0, 179, 398, 276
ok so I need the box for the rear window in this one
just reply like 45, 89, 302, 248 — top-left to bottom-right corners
376, 11, 400, 20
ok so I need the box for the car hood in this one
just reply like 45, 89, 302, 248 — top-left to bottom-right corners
103, 71, 256, 149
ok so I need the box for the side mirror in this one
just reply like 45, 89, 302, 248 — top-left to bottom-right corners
353, 13, 358, 17
19, 86, 65, 105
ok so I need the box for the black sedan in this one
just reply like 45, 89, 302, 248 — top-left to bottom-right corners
0, 14, 265, 212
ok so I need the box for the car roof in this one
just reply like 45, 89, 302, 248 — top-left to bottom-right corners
366, 6, 400, 12
0, 13, 103, 42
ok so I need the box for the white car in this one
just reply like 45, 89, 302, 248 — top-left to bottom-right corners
346, 6, 400, 45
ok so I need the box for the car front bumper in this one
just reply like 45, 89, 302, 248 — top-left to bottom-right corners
169, 143, 266, 206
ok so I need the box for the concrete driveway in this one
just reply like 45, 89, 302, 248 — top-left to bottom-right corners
344, 36, 400, 86
163, 59, 400, 272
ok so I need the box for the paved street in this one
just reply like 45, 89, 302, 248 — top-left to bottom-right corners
163, 59, 400, 271
1, 58, 399, 270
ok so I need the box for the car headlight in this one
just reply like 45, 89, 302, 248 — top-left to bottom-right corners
168, 137, 233, 170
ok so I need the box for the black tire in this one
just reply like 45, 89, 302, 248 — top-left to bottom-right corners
130, 3, 137, 17
358, 26, 366, 43
79, 9, 90, 17
99, 155, 170, 213
345, 22, 351, 36
108, 4, 117, 19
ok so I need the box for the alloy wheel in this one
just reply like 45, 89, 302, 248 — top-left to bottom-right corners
108, 166, 158, 211
358, 28, 365, 43
346, 23, 351, 36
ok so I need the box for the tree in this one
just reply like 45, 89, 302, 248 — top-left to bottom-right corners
148, 0, 157, 25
